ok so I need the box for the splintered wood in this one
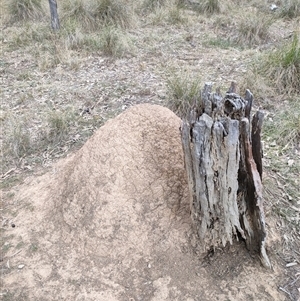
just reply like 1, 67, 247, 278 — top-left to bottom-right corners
181, 82, 271, 268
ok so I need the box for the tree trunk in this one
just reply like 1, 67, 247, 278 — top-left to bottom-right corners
181, 82, 271, 268
48, 0, 60, 30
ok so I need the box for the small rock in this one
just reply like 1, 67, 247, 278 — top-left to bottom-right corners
288, 159, 294, 166
147, 263, 151, 269
18, 264, 25, 269
270, 4, 278, 11
158, 93, 166, 99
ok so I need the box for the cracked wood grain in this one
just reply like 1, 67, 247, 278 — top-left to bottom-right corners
181, 82, 271, 268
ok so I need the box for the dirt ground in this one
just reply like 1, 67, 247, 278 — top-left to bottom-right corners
1, 1, 300, 300
0, 104, 298, 301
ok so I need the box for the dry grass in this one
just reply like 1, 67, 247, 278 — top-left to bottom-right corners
6, 0, 44, 22
234, 13, 273, 47
61, 24, 132, 57
6, 23, 52, 50
61, 0, 135, 30
239, 69, 275, 108
278, 0, 300, 19
64, 28, 98, 51
147, 3, 189, 25
1, 0, 298, 172
1, 4, 299, 293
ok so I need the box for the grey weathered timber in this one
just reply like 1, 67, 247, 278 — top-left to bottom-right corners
181, 82, 271, 268
48, 0, 60, 30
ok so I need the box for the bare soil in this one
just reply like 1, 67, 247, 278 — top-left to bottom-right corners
1, 2, 299, 301
0, 104, 297, 301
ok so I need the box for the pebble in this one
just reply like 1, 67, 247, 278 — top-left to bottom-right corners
270, 4, 278, 11
18, 264, 25, 269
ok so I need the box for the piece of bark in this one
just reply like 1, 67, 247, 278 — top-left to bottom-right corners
251, 111, 264, 179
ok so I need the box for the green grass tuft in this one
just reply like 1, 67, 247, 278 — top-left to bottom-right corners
263, 100, 300, 207
175, 0, 188, 9
194, 0, 221, 15
44, 108, 76, 145
99, 26, 132, 57
168, 6, 188, 24
62, 0, 94, 30
259, 34, 300, 94
142, 0, 167, 11
264, 101, 300, 151
89, 0, 133, 29
61, 0, 134, 30
167, 74, 202, 117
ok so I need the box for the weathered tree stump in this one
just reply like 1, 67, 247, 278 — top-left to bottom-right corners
181, 82, 271, 268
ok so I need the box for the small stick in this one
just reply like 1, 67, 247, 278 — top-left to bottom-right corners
1, 168, 16, 179
8, 249, 23, 258
290, 276, 300, 286
279, 286, 292, 297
